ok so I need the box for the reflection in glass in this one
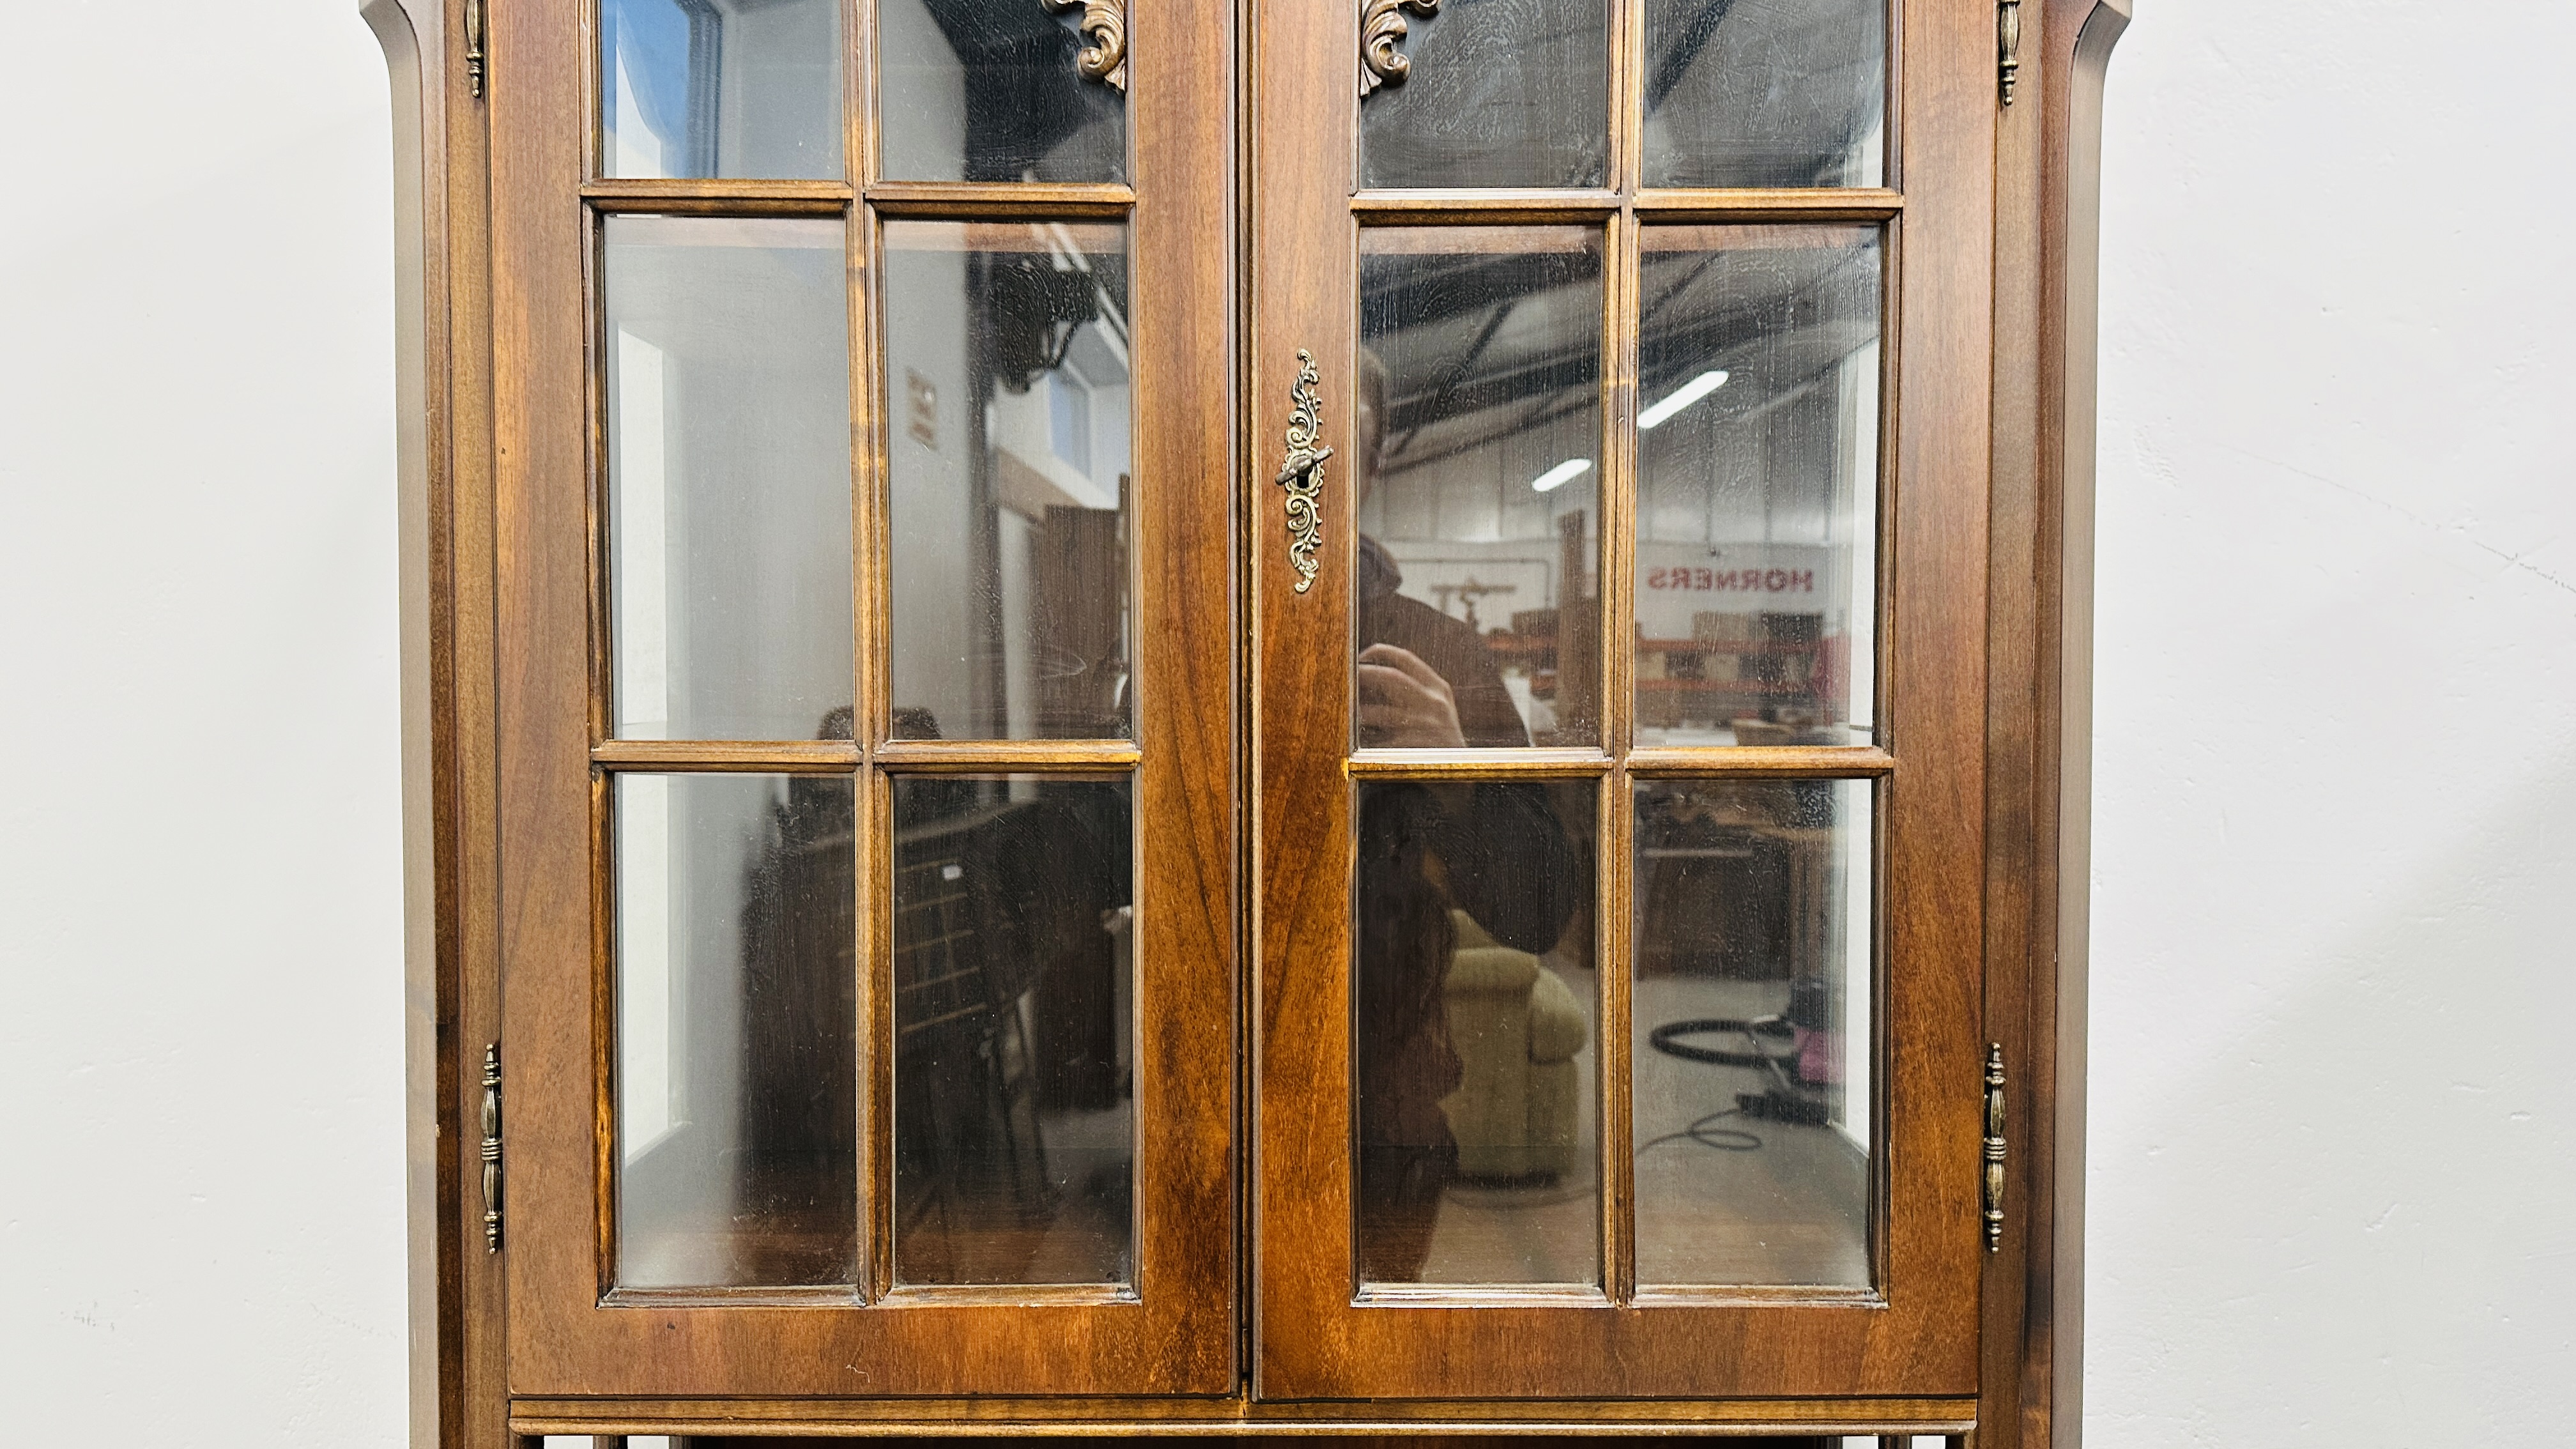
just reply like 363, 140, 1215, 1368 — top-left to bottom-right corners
1641, 0, 1885, 188
615, 772, 857, 1289
885, 222, 1132, 742
601, 0, 843, 179
1360, 0, 1608, 189
893, 776, 1134, 1285
1631, 778, 1871, 1287
1358, 229, 1602, 749
1356, 779, 1595, 1286
879, 0, 1126, 182
1633, 227, 1880, 747
607, 217, 854, 742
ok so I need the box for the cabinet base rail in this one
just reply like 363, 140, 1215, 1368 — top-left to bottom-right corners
512, 1395, 1977, 1439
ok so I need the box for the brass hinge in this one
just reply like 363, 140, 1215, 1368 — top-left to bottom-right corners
1997, 0, 2022, 105
464, 0, 487, 101
480, 1043, 504, 1252
1981, 1043, 2007, 1252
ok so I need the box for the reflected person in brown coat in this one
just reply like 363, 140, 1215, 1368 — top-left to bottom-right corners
1353, 351, 1583, 1282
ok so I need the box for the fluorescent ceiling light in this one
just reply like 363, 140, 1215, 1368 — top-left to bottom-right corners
1637, 369, 1730, 430
1531, 458, 1593, 494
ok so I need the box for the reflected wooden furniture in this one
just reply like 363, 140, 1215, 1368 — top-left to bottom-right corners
1440, 910, 1589, 1181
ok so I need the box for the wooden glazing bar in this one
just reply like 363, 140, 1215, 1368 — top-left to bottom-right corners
587, 770, 617, 1300
1625, 744, 1901, 778
1351, 1283, 1612, 1308
875, 1282, 1140, 1310
862, 766, 894, 1301
1627, 1283, 1890, 1308
599, 1285, 861, 1309
871, 738, 1144, 772
857, 209, 891, 760
850, 757, 880, 1305
1602, 210, 1637, 763
1350, 188, 1625, 223
588, 739, 861, 772
1609, 0, 1644, 196
864, 180, 1136, 217
850, 61, 888, 1306
1600, 203, 1641, 1304
848, 0, 878, 192
582, 204, 613, 756
1344, 747, 1611, 778
581, 178, 853, 215
1597, 766, 1637, 1305
1634, 187, 1906, 221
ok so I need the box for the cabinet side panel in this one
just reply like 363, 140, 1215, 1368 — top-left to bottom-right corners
362, 0, 456, 1445
2038, 3, 2128, 1446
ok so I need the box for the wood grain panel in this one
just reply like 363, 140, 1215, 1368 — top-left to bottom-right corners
1250, 0, 1994, 1401
493, 0, 1238, 1397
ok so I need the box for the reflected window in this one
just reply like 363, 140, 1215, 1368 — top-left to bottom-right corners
1360, 0, 1609, 189
616, 772, 858, 1290
1357, 228, 1603, 749
1634, 227, 1880, 747
606, 217, 854, 743
893, 776, 1135, 1286
879, 0, 1128, 182
1641, 0, 1887, 188
602, 0, 844, 180
1357, 779, 1595, 1287
885, 221, 1133, 742
1631, 778, 1873, 1288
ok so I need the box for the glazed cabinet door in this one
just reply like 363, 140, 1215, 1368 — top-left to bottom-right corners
487, 0, 1236, 1396
1251, 0, 1994, 1399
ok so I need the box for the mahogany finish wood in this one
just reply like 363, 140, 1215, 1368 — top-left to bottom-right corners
482, 0, 1236, 1401
1249, 0, 1994, 1402
372, 0, 2129, 1441
512, 1395, 1980, 1438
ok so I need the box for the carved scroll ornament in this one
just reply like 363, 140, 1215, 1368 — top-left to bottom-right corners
1044, 0, 1129, 93
1361, 0, 1441, 96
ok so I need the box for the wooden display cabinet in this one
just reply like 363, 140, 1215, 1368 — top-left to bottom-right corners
367, 0, 2128, 1441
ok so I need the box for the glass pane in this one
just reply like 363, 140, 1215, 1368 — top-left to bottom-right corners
1359, 0, 1609, 189
1631, 778, 1872, 1288
607, 217, 855, 743
885, 222, 1132, 742
878, 0, 1127, 183
615, 772, 858, 1289
601, 0, 844, 180
1641, 0, 1886, 188
893, 775, 1135, 1285
1356, 778, 1597, 1287
1358, 229, 1602, 749
1634, 227, 1880, 747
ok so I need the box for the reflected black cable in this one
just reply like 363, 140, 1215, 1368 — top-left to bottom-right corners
1647, 1015, 1796, 1068
1634, 1107, 1762, 1156
1637, 1016, 1810, 1156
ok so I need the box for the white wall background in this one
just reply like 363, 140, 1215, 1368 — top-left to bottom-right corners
0, 1, 409, 1441
0, 1, 2566, 1443
2085, 0, 2576, 1442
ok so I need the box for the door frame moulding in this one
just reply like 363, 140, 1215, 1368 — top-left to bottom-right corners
369, 0, 2127, 1441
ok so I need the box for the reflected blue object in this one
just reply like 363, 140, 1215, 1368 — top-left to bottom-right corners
604, 0, 712, 174
601, 0, 843, 179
